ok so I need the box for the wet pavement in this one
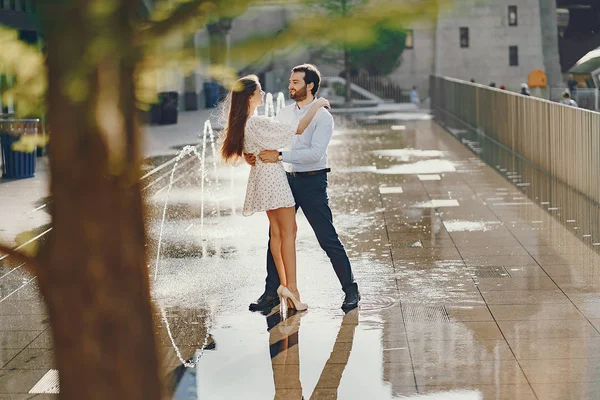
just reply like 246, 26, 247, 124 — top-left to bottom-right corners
5, 110, 600, 399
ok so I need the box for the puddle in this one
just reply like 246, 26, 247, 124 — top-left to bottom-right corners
418, 174, 441, 181
412, 199, 460, 208
379, 186, 403, 194
339, 166, 378, 173
366, 112, 433, 121
372, 149, 445, 161
443, 220, 498, 232
376, 160, 456, 175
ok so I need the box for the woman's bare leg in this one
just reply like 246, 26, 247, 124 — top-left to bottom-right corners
266, 210, 287, 287
273, 207, 298, 298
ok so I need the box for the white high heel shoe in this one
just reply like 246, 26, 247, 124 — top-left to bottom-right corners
277, 285, 308, 311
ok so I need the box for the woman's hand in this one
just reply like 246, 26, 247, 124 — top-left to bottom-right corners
244, 152, 257, 166
315, 97, 330, 109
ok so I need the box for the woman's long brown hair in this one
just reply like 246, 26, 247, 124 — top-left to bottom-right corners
220, 75, 259, 164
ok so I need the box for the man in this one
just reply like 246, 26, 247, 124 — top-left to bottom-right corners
245, 64, 360, 312
560, 92, 578, 107
567, 74, 578, 97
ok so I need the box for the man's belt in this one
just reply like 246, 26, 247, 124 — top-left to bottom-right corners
286, 168, 331, 177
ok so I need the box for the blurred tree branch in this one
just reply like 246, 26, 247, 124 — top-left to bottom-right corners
138, 0, 215, 41
0, 243, 38, 271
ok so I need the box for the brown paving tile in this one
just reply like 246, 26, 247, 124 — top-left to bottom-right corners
458, 246, 530, 257
488, 304, 585, 321
552, 274, 600, 286
0, 331, 40, 350
463, 255, 538, 267
381, 362, 420, 387
540, 264, 592, 278
566, 293, 600, 304
25, 331, 52, 350
502, 266, 550, 278
475, 276, 559, 291
0, 301, 47, 316
413, 360, 528, 386
0, 348, 20, 369
520, 358, 600, 384
390, 248, 462, 259
404, 321, 504, 341
0, 369, 48, 394
534, 253, 600, 265
419, 238, 468, 248
588, 319, 600, 332
480, 290, 570, 305
497, 319, 599, 339
573, 303, 600, 320
418, 384, 537, 399
408, 339, 514, 362
507, 337, 600, 360
531, 382, 600, 400
3, 349, 54, 370
445, 305, 494, 322
449, 230, 515, 241
452, 238, 523, 248
0, 316, 48, 332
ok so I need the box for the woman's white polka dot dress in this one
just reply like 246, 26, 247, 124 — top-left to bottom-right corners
242, 115, 297, 216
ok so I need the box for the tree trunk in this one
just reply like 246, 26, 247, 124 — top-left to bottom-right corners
36, 1, 162, 399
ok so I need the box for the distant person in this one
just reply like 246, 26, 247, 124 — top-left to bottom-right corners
470, 79, 476, 83
520, 83, 531, 96
567, 74, 578, 96
499, 85, 506, 90
560, 92, 578, 107
410, 86, 420, 106
489, 82, 496, 88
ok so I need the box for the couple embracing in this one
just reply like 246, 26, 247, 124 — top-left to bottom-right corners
221, 64, 360, 313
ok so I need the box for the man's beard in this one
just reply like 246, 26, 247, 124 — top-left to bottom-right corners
289, 85, 308, 102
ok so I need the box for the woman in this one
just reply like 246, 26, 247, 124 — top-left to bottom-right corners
220, 75, 329, 311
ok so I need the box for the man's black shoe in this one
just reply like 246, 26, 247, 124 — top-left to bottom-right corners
342, 290, 361, 312
249, 293, 280, 312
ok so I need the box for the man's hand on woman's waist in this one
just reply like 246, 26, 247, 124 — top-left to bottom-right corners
258, 150, 280, 163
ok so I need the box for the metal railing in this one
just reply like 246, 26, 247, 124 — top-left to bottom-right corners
430, 75, 600, 204
549, 87, 599, 111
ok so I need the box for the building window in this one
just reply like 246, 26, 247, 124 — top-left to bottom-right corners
509, 46, 519, 66
460, 27, 469, 48
405, 29, 414, 49
508, 6, 518, 26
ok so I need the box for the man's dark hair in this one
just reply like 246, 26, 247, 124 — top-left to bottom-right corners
563, 92, 571, 98
292, 64, 321, 96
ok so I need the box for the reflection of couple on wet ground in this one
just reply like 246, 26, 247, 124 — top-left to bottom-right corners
221, 63, 360, 313
267, 308, 358, 399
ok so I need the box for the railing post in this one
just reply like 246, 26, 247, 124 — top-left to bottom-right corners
595, 88, 599, 111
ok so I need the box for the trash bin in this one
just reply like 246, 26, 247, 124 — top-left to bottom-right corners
203, 81, 220, 108
0, 119, 40, 179
158, 91, 179, 125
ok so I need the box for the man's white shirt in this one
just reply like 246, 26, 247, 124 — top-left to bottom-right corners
275, 99, 334, 173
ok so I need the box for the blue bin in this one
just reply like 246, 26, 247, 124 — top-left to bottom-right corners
1, 133, 36, 179
203, 82, 220, 108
